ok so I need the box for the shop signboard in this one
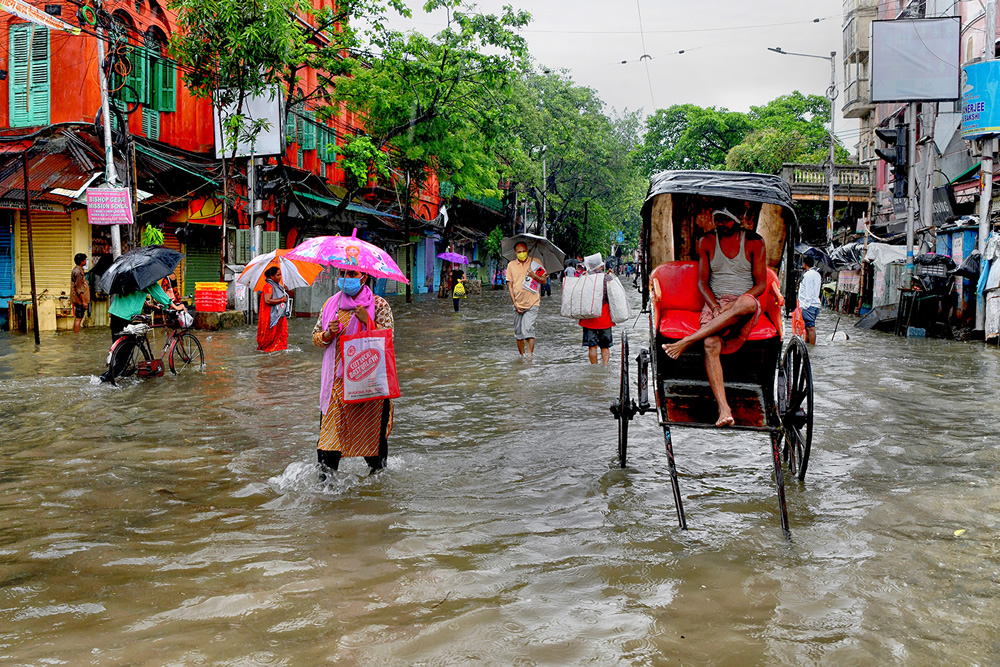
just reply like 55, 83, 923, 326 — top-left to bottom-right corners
962, 60, 1000, 138
86, 187, 133, 225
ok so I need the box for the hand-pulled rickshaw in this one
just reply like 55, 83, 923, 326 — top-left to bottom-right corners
610, 171, 815, 534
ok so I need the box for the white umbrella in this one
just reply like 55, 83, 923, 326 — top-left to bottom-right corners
236, 250, 322, 291
500, 233, 566, 275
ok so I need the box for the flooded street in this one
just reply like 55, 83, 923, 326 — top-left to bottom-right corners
3, 284, 1000, 664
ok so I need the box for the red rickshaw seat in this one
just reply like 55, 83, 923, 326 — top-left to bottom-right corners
650, 261, 782, 344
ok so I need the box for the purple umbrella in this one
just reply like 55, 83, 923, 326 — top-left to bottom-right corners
436, 252, 469, 265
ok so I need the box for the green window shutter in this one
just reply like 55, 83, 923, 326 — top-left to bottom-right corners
261, 231, 279, 255
142, 107, 160, 140
9, 25, 30, 128
9, 24, 49, 128
124, 46, 148, 104
318, 127, 336, 163
234, 229, 252, 264
27, 26, 49, 126
296, 147, 302, 169
152, 57, 176, 112
302, 111, 316, 150
285, 104, 297, 144
295, 107, 304, 146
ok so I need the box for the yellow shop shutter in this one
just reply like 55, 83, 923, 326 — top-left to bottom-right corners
17, 211, 72, 299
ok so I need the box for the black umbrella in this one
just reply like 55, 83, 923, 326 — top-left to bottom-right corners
99, 245, 184, 296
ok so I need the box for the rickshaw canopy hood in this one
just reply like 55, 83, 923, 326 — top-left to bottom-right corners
641, 170, 798, 225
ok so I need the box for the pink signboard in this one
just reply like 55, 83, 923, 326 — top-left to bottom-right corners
86, 187, 134, 225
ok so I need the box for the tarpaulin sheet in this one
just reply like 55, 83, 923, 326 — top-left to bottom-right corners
641, 170, 797, 220
864, 242, 907, 269
829, 242, 865, 269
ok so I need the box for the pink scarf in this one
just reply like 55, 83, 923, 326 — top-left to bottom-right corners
319, 286, 376, 415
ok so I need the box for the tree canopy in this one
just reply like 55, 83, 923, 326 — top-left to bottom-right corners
330, 0, 531, 208
167, 0, 855, 259
635, 92, 851, 178
499, 70, 645, 255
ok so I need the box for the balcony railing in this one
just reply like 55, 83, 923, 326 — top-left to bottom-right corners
843, 78, 870, 106
781, 163, 873, 202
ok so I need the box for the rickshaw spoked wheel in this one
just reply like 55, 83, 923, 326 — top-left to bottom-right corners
610, 331, 637, 468
777, 337, 813, 481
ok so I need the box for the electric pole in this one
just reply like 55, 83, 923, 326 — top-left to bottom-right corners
906, 104, 917, 283
978, 0, 997, 330
94, 0, 121, 258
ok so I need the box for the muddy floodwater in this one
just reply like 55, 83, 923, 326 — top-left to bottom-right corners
2, 284, 1000, 664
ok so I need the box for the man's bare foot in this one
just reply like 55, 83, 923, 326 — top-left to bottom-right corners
715, 412, 735, 427
662, 339, 691, 359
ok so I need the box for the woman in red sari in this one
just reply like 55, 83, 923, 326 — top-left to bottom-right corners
257, 266, 289, 352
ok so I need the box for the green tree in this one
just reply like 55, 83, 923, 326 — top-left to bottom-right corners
330, 1, 530, 297
506, 70, 644, 257
634, 104, 751, 176
170, 0, 408, 157
726, 91, 851, 173
331, 1, 531, 207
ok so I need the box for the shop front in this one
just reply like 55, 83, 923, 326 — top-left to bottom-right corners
11, 208, 90, 331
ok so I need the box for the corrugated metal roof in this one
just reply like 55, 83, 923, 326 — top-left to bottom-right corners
0, 152, 94, 204
0, 151, 94, 205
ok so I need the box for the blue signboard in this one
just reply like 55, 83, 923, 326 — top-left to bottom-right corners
961, 60, 1000, 138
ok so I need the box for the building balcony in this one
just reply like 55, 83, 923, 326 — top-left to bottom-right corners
842, 0, 878, 61
842, 78, 875, 119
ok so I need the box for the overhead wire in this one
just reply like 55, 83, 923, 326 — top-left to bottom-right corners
634, 0, 655, 109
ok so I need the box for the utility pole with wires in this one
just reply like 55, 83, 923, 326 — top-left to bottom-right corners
978, 0, 998, 330
767, 46, 837, 245
94, 0, 122, 258
905, 103, 917, 283
920, 103, 938, 235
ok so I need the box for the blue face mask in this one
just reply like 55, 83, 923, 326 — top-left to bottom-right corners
338, 277, 363, 296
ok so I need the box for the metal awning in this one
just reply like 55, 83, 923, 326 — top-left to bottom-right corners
292, 189, 402, 219
951, 161, 981, 184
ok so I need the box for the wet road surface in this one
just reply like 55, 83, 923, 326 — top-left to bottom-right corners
2, 284, 1000, 664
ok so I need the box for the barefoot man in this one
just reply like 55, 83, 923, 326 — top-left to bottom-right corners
663, 209, 768, 427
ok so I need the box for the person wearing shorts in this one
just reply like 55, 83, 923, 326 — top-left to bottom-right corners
797, 254, 822, 345
507, 242, 546, 357
579, 253, 614, 366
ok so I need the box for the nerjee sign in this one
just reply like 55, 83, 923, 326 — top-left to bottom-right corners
961, 60, 1000, 139
86, 187, 134, 225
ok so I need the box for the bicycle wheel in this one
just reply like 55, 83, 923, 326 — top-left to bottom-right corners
109, 338, 150, 384
169, 332, 205, 373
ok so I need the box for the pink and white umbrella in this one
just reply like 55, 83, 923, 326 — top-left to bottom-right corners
285, 228, 409, 284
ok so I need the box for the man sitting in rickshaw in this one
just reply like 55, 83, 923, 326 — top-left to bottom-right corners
662, 208, 768, 427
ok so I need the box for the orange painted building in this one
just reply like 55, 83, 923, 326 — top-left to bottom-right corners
0, 0, 442, 330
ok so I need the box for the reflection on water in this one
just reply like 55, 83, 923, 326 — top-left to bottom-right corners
2, 286, 1000, 663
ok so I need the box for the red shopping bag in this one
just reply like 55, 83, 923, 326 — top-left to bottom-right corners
791, 306, 806, 338
339, 315, 401, 404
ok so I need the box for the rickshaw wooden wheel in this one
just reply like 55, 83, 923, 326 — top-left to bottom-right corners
777, 337, 813, 481
610, 331, 634, 469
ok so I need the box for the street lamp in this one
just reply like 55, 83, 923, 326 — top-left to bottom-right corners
768, 46, 838, 246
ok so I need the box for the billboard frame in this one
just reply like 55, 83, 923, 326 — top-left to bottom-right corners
870, 17, 961, 103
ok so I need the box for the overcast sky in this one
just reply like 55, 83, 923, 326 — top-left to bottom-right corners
384, 0, 859, 149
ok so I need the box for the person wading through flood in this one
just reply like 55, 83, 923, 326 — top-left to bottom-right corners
313, 267, 394, 476
506, 241, 547, 357
797, 254, 821, 345
578, 253, 614, 366
662, 209, 768, 427
257, 266, 289, 352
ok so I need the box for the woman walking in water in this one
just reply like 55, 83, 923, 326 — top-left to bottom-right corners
312, 267, 395, 475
